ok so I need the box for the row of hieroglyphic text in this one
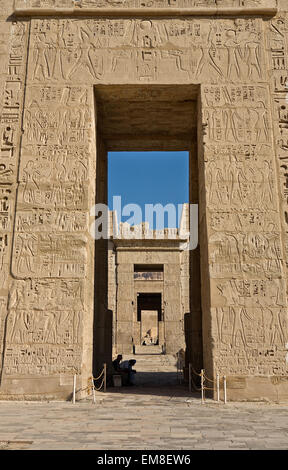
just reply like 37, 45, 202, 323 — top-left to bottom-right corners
28, 18, 264, 84
0, 22, 29, 379
201, 84, 288, 375
3, 280, 83, 375
11, 85, 92, 279
267, 16, 288, 283
0, 22, 29, 290
14, 0, 276, 11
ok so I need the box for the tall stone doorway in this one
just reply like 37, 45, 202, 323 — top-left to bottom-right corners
93, 84, 204, 382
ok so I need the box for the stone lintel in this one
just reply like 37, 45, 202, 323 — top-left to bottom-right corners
12, 6, 278, 18
114, 245, 187, 251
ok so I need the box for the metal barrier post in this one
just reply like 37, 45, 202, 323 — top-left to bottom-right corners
201, 369, 205, 404
92, 376, 96, 404
216, 372, 220, 402
72, 374, 76, 405
104, 363, 107, 392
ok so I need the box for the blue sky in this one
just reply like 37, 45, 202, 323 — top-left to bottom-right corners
108, 151, 189, 229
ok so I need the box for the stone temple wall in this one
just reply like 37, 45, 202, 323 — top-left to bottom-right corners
0, 0, 288, 400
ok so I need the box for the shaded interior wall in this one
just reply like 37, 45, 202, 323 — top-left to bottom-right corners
186, 141, 203, 373
197, 91, 213, 383
108, 238, 117, 356
93, 128, 112, 374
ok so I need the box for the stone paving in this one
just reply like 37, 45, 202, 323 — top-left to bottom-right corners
0, 385, 288, 450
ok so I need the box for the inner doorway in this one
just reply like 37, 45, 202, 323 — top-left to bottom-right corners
137, 293, 162, 346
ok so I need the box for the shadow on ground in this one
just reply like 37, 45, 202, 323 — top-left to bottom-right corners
104, 371, 201, 398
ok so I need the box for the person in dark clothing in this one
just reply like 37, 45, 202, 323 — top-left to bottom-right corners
112, 354, 123, 372
120, 359, 137, 385
112, 354, 129, 385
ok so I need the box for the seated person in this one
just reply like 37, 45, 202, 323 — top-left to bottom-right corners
120, 359, 137, 386
112, 354, 123, 372
112, 354, 129, 385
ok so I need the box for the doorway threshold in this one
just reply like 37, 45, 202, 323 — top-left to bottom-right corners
134, 345, 163, 355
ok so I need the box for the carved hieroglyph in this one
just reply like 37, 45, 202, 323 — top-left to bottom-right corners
4, 279, 83, 375
0, 0, 287, 400
25, 17, 266, 84
200, 81, 288, 378
13, 0, 277, 11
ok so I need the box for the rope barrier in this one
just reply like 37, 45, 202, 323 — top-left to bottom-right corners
72, 363, 227, 405
91, 364, 107, 399
71, 364, 107, 404
188, 364, 204, 396
94, 378, 105, 392
92, 369, 104, 381
203, 373, 214, 383
190, 375, 202, 392
188, 364, 227, 404
191, 365, 202, 377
